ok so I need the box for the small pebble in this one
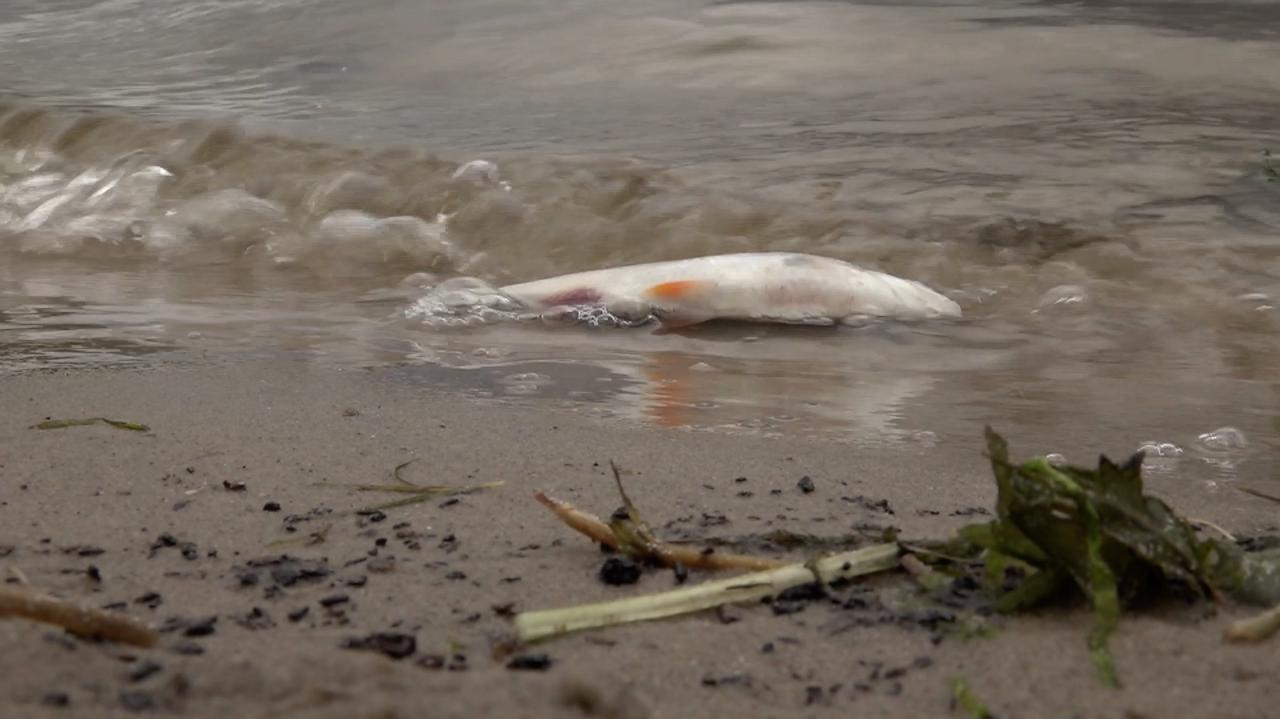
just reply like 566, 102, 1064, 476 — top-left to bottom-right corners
341, 632, 416, 660
119, 690, 155, 712
507, 654, 553, 671
417, 654, 446, 670
262, 502, 281, 512
128, 661, 163, 683
598, 558, 641, 586
182, 617, 217, 637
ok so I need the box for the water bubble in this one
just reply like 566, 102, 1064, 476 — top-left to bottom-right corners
305, 171, 398, 216
400, 272, 436, 288
450, 159, 513, 192
539, 306, 579, 327
1137, 441, 1183, 473
435, 276, 497, 293
405, 273, 528, 327
315, 209, 382, 242
1034, 285, 1087, 312
1137, 441, 1183, 458
166, 189, 284, 245
1044, 453, 1068, 466
948, 287, 998, 305
451, 160, 499, 184
1196, 427, 1247, 452
1237, 292, 1274, 312
502, 372, 550, 385
907, 430, 939, 447
500, 372, 552, 396
537, 304, 652, 329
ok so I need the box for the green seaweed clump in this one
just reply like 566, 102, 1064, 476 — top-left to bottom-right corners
951, 428, 1280, 686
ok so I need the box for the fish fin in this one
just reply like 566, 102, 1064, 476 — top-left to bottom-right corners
645, 279, 714, 301
841, 314, 878, 328
653, 313, 713, 333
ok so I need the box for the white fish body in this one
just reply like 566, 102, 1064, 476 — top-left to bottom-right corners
500, 252, 960, 327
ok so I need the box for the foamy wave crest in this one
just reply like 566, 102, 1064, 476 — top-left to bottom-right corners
403, 276, 531, 328
0, 150, 469, 271
0, 103, 508, 273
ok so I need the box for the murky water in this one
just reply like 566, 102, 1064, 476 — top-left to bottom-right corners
1, 0, 1278, 473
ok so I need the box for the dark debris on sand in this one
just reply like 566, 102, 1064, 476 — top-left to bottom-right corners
341, 632, 417, 660
235, 555, 332, 589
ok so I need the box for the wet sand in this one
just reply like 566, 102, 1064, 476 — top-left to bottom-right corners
2, 358, 1278, 718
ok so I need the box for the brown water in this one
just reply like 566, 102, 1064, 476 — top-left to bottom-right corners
1, 0, 1278, 476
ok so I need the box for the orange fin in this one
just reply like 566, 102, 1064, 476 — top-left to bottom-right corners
645, 279, 713, 300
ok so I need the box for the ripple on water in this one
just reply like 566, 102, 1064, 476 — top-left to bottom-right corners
1033, 285, 1088, 313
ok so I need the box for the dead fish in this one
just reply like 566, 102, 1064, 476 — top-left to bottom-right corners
500, 252, 960, 329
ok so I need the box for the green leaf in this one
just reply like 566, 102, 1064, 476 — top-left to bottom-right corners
1080, 497, 1121, 688
994, 567, 1068, 613
950, 677, 994, 719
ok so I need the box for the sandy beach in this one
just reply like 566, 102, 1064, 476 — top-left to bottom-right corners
2, 357, 1278, 718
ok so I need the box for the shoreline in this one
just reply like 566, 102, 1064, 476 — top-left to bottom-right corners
2, 357, 1278, 717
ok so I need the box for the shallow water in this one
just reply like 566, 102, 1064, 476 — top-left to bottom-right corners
1, 0, 1278, 475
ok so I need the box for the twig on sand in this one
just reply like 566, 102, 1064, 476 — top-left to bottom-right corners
534, 493, 618, 547
514, 543, 900, 643
345, 459, 504, 512
1189, 518, 1236, 542
534, 474, 785, 573
534, 491, 783, 571
520, 459, 900, 642
1225, 603, 1280, 643
31, 417, 149, 432
1235, 486, 1280, 505
0, 586, 157, 647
